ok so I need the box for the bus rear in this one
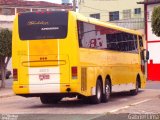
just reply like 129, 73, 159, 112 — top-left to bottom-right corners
12, 11, 80, 103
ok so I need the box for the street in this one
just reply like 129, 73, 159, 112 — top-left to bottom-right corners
0, 81, 160, 114
1, 0, 160, 120
0, 80, 160, 120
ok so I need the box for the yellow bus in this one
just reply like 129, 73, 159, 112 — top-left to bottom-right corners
12, 11, 149, 104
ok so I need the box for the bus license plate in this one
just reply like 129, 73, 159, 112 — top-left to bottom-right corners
39, 74, 50, 81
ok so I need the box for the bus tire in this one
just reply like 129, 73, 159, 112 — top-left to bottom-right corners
40, 95, 62, 104
77, 95, 84, 99
102, 79, 111, 102
90, 80, 102, 104
130, 78, 139, 95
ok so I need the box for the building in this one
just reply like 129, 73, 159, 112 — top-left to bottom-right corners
0, 0, 72, 30
79, 0, 160, 80
78, 0, 144, 30
138, 0, 160, 81
0, 0, 72, 72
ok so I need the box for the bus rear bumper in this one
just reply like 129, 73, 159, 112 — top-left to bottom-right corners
12, 83, 81, 96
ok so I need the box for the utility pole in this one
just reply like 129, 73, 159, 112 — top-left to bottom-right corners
73, 0, 77, 12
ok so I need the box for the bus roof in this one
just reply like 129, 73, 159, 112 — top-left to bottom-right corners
72, 11, 143, 36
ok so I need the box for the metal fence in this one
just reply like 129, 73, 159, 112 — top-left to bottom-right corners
109, 18, 144, 30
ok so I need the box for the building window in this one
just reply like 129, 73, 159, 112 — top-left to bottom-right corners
39, 9, 47, 12
48, 8, 56, 11
32, 9, 41, 12
90, 13, 100, 19
17, 8, 31, 13
109, 11, 119, 21
123, 9, 131, 19
0, 8, 15, 15
134, 8, 141, 14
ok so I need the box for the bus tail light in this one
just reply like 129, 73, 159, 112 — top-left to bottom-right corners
13, 69, 18, 81
71, 66, 77, 79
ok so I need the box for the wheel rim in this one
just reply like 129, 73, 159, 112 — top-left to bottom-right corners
136, 80, 139, 92
106, 84, 110, 99
97, 84, 101, 100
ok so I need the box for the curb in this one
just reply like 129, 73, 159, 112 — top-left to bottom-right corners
0, 94, 15, 98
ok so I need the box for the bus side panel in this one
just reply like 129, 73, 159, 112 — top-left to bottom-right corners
79, 49, 113, 96
140, 73, 146, 89
79, 48, 143, 95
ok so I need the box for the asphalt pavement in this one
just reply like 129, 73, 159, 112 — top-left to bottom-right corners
0, 79, 160, 98
0, 79, 160, 120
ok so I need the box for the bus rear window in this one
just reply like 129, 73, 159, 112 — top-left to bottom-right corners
18, 11, 68, 40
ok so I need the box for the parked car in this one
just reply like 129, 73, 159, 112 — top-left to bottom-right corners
0, 68, 11, 80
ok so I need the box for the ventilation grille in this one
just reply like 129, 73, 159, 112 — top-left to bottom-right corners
81, 67, 87, 91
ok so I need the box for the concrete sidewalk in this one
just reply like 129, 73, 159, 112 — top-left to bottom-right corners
146, 80, 160, 89
0, 79, 160, 98
0, 88, 14, 98
0, 78, 15, 98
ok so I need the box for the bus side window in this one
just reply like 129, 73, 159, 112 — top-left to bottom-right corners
139, 36, 143, 47
134, 35, 138, 50
77, 21, 84, 47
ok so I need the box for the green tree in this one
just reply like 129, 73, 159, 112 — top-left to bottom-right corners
152, 6, 160, 36
0, 29, 12, 88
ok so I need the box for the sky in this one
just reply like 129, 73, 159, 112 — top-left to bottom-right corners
26, 0, 71, 4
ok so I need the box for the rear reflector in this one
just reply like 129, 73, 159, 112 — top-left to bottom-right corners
13, 69, 18, 81
71, 66, 77, 79
19, 85, 27, 88
66, 85, 70, 87
19, 86, 24, 88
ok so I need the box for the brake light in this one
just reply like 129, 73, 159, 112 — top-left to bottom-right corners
13, 69, 18, 81
71, 66, 77, 79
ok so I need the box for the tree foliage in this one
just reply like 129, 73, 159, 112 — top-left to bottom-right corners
151, 6, 160, 36
0, 29, 12, 88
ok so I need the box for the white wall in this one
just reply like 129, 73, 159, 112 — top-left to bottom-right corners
147, 4, 160, 41
147, 4, 160, 64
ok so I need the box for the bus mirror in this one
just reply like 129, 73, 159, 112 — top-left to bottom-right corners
142, 49, 149, 61
146, 51, 149, 60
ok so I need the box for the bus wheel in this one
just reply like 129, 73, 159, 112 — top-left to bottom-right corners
90, 80, 102, 104
130, 79, 139, 95
40, 95, 62, 104
102, 80, 111, 102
